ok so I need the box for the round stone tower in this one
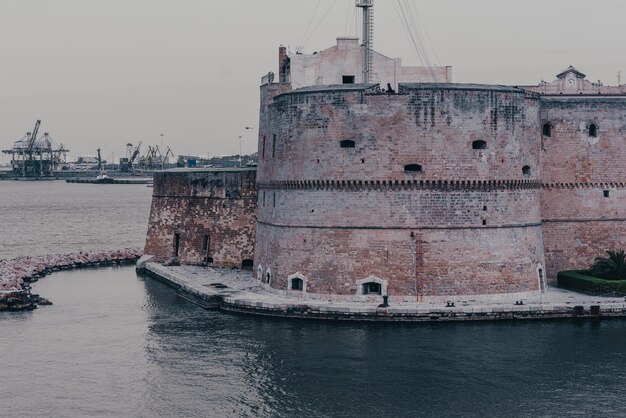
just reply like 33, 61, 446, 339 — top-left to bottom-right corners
255, 83, 545, 301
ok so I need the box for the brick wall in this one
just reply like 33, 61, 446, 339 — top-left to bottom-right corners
144, 169, 257, 268
255, 84, 546, 297
540, 97, 626, 280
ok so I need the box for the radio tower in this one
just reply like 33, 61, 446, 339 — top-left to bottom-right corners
356, 0, 374, 83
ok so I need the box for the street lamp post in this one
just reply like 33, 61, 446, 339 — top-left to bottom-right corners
160, 133, 165, 170
238, 136, 243, 167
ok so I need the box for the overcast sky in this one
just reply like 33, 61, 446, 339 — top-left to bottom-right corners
2, 0, 625, 162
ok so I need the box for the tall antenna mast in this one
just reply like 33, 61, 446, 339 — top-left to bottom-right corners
356, 0, 373, 83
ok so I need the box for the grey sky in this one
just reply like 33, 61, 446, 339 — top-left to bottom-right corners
2, 0, 625, 162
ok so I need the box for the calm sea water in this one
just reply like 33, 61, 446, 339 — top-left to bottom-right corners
0, 180, 152, 260
2, 182, 626, 417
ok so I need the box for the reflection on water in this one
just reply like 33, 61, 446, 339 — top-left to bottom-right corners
3, 268, 626, 417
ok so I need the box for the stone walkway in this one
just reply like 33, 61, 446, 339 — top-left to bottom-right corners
142, 262, 626, 322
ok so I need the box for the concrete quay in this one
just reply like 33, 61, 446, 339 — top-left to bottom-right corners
139, 261, 626, 322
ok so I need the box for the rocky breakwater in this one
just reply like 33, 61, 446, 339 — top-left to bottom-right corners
0, 248, 142, 311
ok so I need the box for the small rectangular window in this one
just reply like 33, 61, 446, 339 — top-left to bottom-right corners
342, 75, 355, 84
604, 190, 610, 198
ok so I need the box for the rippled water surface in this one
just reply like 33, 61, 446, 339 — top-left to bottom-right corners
2, 182, 626, 417
0, 180, 152, 259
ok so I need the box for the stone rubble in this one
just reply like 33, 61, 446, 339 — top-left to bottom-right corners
0, 248, 143, 291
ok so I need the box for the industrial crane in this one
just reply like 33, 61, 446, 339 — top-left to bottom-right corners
96, 148, 103, 171
26, 120, 41, 156
129, 141, 142, 167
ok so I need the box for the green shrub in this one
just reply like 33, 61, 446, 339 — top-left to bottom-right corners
590, 250, 626, 281
558, 270, 626, 295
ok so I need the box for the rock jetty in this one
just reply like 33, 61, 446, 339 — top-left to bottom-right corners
0, 248, 143, 291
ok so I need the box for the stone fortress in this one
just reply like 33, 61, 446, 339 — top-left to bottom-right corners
144, 7, 625, 304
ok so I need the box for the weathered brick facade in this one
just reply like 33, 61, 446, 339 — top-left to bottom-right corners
540, 98, 626, 281
255, 83, 548, 300
144, 169, 257, 268
143, 68, 625, 301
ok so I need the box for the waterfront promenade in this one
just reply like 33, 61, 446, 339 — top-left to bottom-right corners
141, 261, 626, 322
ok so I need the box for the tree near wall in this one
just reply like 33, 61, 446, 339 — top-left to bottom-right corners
591, 250, 626, 281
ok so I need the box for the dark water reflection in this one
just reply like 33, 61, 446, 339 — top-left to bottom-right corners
3, 266, 626, 417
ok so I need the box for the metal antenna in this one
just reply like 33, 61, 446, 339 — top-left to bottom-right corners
356, 0, 373, 83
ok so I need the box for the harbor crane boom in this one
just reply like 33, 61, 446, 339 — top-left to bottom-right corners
26, 120, 41, 154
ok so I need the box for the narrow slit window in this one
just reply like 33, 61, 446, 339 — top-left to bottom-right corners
542, 123, 551, 137
272, 134, 276, 158
522, 165, 531, 176
266, 272, 271, 284
472, 140, 487, 150
404, 164, 423, 173
340, 140, 355, 148
174, 233, 180, 257
262, 136, 266, 159
589, 123, 598, 137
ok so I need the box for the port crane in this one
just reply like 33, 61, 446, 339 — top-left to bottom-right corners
2, 120, 69, 176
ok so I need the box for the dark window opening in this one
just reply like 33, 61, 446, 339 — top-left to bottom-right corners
342, 75, 355, 84
340, 140, 355, 148
272, 134, 276, 158
266, 272, 271, 284
472, 140, 487, 150
404, 164, 423, 173
361, 158, 365, 164
542, 123, 551, 137
273, 192, 276, 207
363, 282, 382, 295
291, 278, 304, 291
483, 206, 487, 211
538, 268, 545, 291
589, 123, 598, 137
202, 235, 210, 251
242, 259, 254, 269
522, 165, 531, 176
262, 136, 266, 159
604, 190, 610, 198
174, 233, 180, 257
482, 220, 487, 226
205, 256, 214, 264
263, 191, 266, 206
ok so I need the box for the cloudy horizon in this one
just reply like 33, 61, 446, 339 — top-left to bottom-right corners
2, 0, 625, 163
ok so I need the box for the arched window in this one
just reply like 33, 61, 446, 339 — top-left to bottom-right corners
522, 165, 531, 176
404, 164, 423, 173
291, 278, 304, 291
588, 123, 598, 138
542, 123, 552, 137
257, 266, 263, 280
241, 259, 253, 269
362, 282, 382, 295
340, 140, 355, 148
266, 271, 271, 284
472, 140, 487, 150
